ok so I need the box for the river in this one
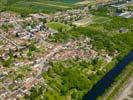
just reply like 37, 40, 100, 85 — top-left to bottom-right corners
83, 50, 133, 100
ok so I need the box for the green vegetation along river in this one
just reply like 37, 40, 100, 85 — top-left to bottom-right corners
83, 50, 133, 100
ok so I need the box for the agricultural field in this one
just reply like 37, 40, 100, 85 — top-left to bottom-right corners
48, 0, 81, 3
0, 0, 83, 14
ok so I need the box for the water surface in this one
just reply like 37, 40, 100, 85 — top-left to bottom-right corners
83, 50, 133, 100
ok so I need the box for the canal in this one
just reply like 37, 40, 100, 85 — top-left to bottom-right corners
83, 50, 133, 100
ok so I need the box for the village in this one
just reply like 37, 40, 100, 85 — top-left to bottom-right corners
0, 0, 132, 99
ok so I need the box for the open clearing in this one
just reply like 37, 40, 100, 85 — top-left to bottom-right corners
46, 22, 71, 31
73, 17, 93, 26
75, 0, 95, 6
93, 17, 112, 24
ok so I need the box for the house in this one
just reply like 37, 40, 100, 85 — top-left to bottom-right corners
30, 13, 50, 20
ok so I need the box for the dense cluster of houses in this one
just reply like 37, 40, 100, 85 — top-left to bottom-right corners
0, 12, 48, 99
51, 6, 90, 25
51, 38, 118, 63
0, 2, 125, 99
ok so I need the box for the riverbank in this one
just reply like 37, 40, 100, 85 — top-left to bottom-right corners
83, 50, 133, 100
116, 77, 133, 100
98, 63, 133, 100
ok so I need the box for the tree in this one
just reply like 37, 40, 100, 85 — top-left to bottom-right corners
29, 43, 37, 51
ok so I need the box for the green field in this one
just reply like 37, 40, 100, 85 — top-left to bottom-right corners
0, 0, 82, 13
47, 22, 71, 31
47, 0, 81, 3
93, 17, 112, 24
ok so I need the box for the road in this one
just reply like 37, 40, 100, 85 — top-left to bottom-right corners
116, 78, 133, 100
0, 33, 19, 47
0, 82, 12, 94
5, 42, 64, 99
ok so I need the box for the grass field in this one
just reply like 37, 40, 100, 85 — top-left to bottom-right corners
0, 2, 5, 11
93, 17, 112, 24
47, 0, 81, 3
0, 0, 82, 13
47, 22, 71, 31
